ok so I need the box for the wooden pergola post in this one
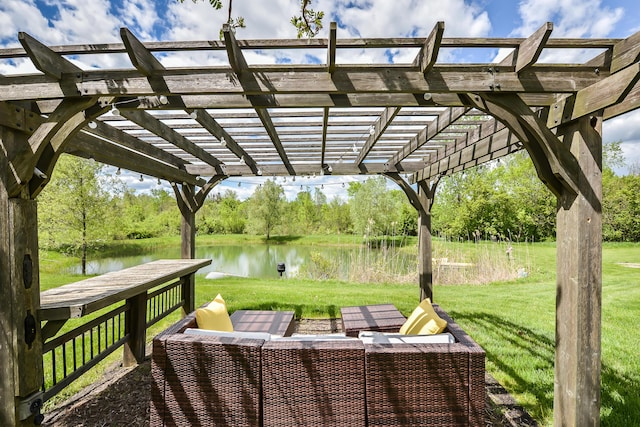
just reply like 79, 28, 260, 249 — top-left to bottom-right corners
0, 127, 44, 426
417, 197, 433, 301
385, 173, 438, 301
173, 178, 223, 314
554, 116, 602, 426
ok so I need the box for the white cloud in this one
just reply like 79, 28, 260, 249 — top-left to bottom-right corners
0, 0, 53, 44
118, 0, 160, 40
603, 110, 640, 174
516, 0, 623, 38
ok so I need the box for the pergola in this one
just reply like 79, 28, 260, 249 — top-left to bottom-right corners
2, 21, 639, 426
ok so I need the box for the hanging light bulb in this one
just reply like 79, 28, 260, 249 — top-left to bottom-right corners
327, 165, 333, 173
115, 168, 121, 176
257, 168, 263, 176
139, 175, 144, 182
342, 182, 345, 188
352, 143, 357, 153
239, 156, 245, 165
111, 104, 120, 116
88, 120, 98, 129
189, 110, 198, 119
158, 95, 169, 105
220, 137, 226, 147
238, 181, 241, 187
157, 178, 161, 185
369, 125, 375, 135
321, 184, 324, 189
300, 185, 303, 190
292, 176, 296, 182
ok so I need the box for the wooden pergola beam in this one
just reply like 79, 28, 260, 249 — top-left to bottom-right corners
0, 67, 609, 103
413, 22, 445, 75
188, 109, 259, 175
412, 124, 521, 183
86, 119, 187, 170
611, 29, 640, 73
18, 32, 82, 80
466, 93, 579, 197
120, 109, 224, 172
120, 28, 164, 76
327, 22, 337, 74
515, 22, 553, 73
320, 107, 329, 167
65, 132, 200, 185
355, 107, 401, 166
387, 106, 468, 166
184, 161, 426, 177
549, 63, 640, 126
222, 24, 296, 175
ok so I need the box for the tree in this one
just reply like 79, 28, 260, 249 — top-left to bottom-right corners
179, 0, 323, 38
246, 179, 285, 239
432, 152, 555, 242
38, 155, 114, 274
348, 177, 401, 239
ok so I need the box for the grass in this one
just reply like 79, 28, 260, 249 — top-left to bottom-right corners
38, 240, 640, 426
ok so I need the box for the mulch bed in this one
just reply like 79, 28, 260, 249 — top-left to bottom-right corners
43, 319, 538, 426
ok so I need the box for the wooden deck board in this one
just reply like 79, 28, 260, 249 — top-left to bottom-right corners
39, 259, 211, 320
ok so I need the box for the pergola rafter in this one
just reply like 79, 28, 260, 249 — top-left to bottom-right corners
2, 20, 640, 427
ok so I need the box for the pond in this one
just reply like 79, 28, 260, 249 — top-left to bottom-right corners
65, 244, 417, 280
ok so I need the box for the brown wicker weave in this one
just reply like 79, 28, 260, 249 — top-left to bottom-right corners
261, 339, 366, 427
364, 306, 485, 427
150, 312, 264, 427
151, 305, 484, 427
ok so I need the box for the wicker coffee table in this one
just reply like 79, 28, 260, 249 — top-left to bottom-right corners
340, 304, 407, 337
230, 309, 296, 336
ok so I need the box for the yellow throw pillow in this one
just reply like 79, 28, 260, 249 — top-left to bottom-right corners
195, 294, 233, 331
399, 298, 447, 335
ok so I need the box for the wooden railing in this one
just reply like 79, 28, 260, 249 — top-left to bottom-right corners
39, 259, 211, 402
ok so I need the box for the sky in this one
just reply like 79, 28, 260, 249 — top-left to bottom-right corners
1, 0, 639, 200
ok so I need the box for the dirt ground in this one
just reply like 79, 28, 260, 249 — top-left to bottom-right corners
43, 319, 538, 427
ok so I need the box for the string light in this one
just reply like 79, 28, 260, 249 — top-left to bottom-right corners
139, 175, 144, 182
111, 104, 120, 116
220, 137, 226, 147
115, 168, 121, 176
369, 125, 375, 135
158, 95, 169, 104
239, 156, 245, 165
88, 120, 98, 129
257, 168, 263, 176
189, 110, 198, 119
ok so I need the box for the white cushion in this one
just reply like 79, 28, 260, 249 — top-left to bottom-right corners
358, 331, 455, 344
184, 328, 271, 341
273, 334, 356, 341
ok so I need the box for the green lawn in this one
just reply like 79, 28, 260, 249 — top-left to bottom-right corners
39, 240, 640, 426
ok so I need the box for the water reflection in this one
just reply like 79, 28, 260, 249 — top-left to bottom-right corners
67, 244, 415, 280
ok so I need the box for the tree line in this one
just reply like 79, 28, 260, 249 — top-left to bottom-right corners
38, 142, 640, 267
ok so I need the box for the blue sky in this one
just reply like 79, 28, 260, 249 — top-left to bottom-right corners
1, 0, 639, 199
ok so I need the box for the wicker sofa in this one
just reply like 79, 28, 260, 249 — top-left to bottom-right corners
150, 306, 485, 427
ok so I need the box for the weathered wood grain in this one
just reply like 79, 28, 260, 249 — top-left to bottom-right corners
38, 259, 211, 321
